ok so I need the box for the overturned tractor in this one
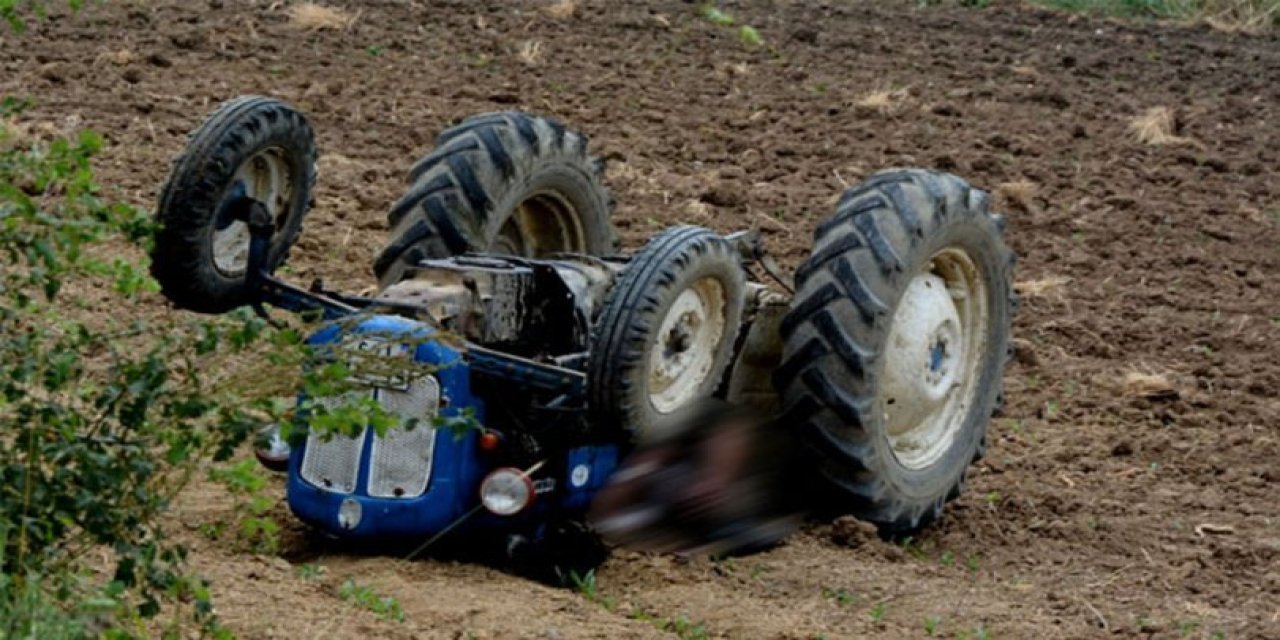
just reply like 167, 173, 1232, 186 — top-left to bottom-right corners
150, 96, 1015, 576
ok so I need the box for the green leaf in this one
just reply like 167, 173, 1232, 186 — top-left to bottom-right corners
0, 96, 33, 116
701, 6, 734, 25
1, 1, 27, 34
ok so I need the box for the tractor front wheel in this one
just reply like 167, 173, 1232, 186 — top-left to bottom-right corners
589, 227, 746, 443
152, 96, 317, 313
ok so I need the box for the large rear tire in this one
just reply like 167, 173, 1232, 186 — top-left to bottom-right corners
373, 112, 615, 288
775, 169, 1016, 534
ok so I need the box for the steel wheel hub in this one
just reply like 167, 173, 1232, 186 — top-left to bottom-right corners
212, 147, 292, 276
648, 277, 727, 414
493, 191, 586, 256
880, 248, 988, 470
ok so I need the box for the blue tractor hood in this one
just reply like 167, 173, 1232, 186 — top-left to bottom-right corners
286, 314, 488, 539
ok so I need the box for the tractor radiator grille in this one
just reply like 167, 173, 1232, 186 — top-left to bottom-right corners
367, 376, 439, 499
299, 392, 369, 495
299, 376, 440, 498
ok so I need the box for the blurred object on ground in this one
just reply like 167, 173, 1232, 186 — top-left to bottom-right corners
589, 399, 805, 557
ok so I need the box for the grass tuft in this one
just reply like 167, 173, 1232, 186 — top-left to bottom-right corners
996, 180, 1038, 213
517, 40, 543, 66
544, 0, 577, 19
104, 48, 136, 66
1201, 0, 1280, 30
1029, 0, 1277, 31
1129, 106, 1194, 146
1121, 371, 1180, 399
1014, 276, 1069, 297
854, 89, 908, 115
337, 579, 405, 623
701, 6, 736, 26
287, 3, 357, 31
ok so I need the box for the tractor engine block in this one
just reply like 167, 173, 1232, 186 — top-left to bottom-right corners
378, 255, 623, 357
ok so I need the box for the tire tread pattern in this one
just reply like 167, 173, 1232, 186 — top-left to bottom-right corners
588, 226, 745, 439
152, 95, 316, 313
375, 112, 612, 286
775, 169, 1016, 534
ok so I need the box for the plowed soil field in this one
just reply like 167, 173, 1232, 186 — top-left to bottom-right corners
3, 1, 1276, 637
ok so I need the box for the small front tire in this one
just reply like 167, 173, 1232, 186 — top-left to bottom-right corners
152, 96, 316, 313
588, 227, 747, 442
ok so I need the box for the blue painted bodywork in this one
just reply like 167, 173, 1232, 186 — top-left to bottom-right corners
286, 314, 619, 541
563, 446, 620, 511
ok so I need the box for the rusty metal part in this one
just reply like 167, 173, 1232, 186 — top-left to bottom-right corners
378, 254, 623, 352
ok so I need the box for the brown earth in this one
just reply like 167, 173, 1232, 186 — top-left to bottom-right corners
3, 0, 1278, 638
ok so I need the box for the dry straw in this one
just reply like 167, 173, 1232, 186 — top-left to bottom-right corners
854, 89, 908, 115
1129, 107, 1194, 146
287, 3, 357, 31
544, 0, 578, 19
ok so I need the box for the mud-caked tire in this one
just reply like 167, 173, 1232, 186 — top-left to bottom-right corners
775, 169, 1016, 534
589, 227, 746, 443
152, 95, 317, 313
373, 112, 615, 288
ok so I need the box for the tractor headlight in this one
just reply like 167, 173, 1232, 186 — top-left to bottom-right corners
479, 467, 534, 516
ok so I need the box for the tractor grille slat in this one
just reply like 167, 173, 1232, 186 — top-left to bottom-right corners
367, 375, 439, 499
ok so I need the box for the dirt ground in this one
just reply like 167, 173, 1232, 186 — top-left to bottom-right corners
3, 0, 1277, 637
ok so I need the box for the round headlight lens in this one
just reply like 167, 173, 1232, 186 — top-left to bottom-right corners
254, 423, 292, 472
480, 468, 534, 516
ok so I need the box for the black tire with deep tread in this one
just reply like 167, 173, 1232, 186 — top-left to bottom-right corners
152, 95, 316, 313
775, 169, 1016, 534
588, 226, 746, 442
373, 112, 614, 288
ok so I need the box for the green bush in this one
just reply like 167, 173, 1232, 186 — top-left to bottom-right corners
0, 95, 279, 637
0, 0, 84, 33
0, 3, 490, 639
0, 91, 417, 639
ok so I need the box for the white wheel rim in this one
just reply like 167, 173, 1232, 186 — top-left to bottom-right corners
212, 147, 293, 276
492, 191, 587, 257
880, 248, 989, 470
647, 277, 727, 414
